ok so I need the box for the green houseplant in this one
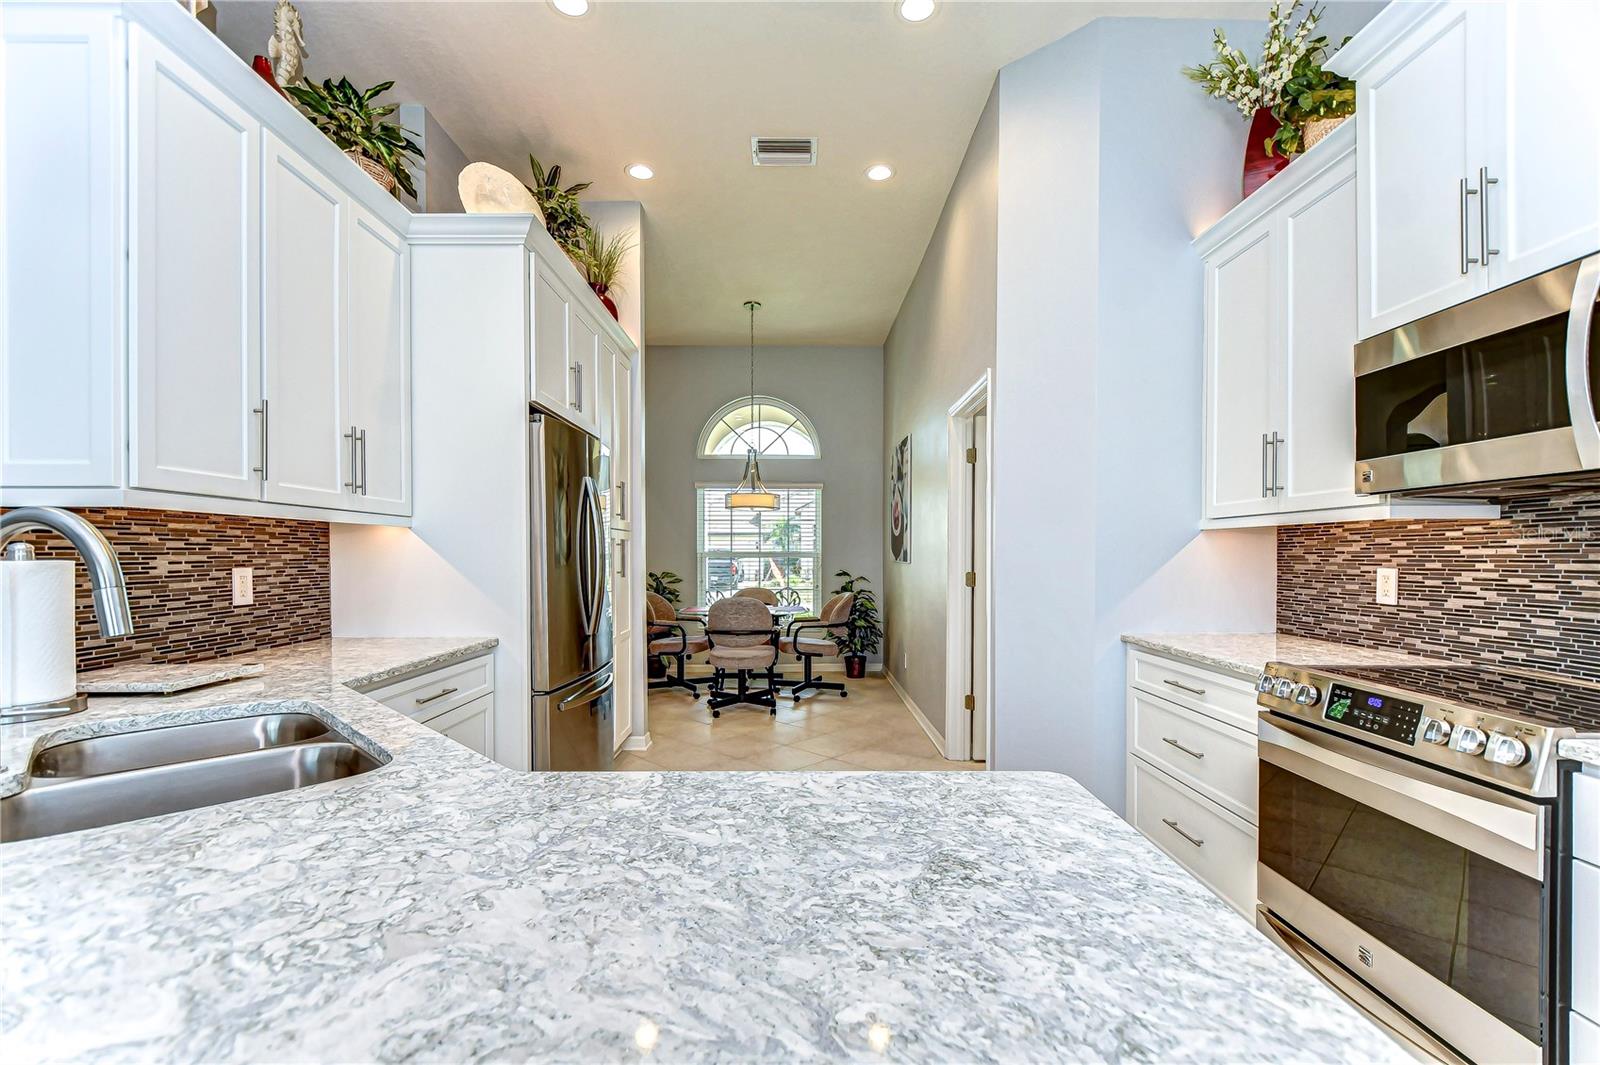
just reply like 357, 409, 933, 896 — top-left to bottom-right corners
526, 156, 592, 261
284, 77, 422, 198
579, 225, 635, 321
831, 571, 881, 679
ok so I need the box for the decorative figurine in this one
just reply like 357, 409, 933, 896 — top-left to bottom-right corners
268, 0, 309, 88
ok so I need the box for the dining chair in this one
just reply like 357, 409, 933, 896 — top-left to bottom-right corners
645, 591, 707, 695
731, 585, 779, 605
778, 591, 853, 699
704, 596, 779, 716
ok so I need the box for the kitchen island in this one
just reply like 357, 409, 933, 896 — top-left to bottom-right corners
1, 639, 1406, 1062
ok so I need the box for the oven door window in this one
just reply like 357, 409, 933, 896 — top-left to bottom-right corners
1355, 307, 1600, 460
1259, 762, 1544, 1043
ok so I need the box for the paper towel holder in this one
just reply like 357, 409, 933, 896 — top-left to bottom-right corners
0, 506, 134, 722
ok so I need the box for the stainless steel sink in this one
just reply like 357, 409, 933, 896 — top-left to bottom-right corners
1, 712, 387, 843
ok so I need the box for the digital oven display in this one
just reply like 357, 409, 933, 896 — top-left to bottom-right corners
1323, 684, 1423, 745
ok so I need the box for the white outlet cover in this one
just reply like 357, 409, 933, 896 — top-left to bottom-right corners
1375, 567, 1398, 606
232, 566, 255, 606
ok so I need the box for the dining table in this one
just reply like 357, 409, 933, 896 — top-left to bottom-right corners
675, 602, 812, 624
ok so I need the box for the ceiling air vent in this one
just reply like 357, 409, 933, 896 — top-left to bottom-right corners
751, 137, 818, 167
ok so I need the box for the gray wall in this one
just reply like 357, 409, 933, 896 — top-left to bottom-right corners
880, 84, 999, 735
643, 345, 883, 654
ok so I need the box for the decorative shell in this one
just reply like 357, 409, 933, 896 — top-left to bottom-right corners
459, 162, 545, 222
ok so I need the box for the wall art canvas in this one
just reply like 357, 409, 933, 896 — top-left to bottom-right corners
890, 434, 911, 563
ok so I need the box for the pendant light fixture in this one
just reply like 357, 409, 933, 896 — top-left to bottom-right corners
726, 300, 779, 510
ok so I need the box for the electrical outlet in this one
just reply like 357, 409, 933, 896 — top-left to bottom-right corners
231, 566, 254, 606
1375, 566, 1398, 606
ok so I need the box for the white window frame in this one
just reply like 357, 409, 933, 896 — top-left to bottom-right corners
696, 395, 821, 460
694, 482, 824, 611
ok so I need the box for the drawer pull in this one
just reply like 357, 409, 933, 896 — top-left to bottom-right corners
1162, 818, 1205, 848
1163, 679, 1207, 697
415, 686, 459, 706
1162, 736, 1206, 760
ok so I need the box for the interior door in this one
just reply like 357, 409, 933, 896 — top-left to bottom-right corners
344, 204, 410, 515
1356, 1, 1488, 338
1487, 0, 1600, 290
261, 131, 346, 508
970, 411, 989, 763
1204, 222, 1280, 519
128, 25, 260, 498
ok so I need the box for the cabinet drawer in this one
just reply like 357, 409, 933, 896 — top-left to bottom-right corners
365, 653, 493, 720
1129, 688, 1257, 824
1129, 649, 1260, 732
1575, 770, 1600, 866
1129, 756, 1257, 917
423, 692, 495, 757
1575, 859, 1599, 1026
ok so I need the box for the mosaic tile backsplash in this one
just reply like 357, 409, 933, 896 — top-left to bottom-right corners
8, 508, 330, 672
1277, 492, 1600, 684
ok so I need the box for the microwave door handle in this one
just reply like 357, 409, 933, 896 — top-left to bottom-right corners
1565, 254, 1600, 468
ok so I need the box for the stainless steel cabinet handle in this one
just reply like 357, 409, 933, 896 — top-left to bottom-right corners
1162, 736, 1206, 760
1162, 818, 1205, 848
617, 540, 627, 578
415, 686, 458, 706
251, 399, 270, 480
1478, 166, 1499, 268
1261, 433, 1271, 498
358, 428, 368, 495
572, 363, 583, 412
344, 426, 360, 490
1270, 431, 1284, 496
1163, 678, 1207, 697
618, 479, 626, 519
1460, 177, 1480, 274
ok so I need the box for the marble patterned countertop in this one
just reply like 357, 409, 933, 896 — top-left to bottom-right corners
1123, 632, 1600, 768
0, 638, 1408, 1062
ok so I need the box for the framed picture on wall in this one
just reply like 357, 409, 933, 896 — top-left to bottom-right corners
890, 434, 911, 563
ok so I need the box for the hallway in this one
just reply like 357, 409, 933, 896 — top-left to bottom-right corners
618, 678, 983, 772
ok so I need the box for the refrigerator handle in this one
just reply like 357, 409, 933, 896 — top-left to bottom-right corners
581, 475, 606, 638
574, 478, 595, 637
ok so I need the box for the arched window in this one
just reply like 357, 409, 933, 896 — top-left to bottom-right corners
698, 396, 819, 458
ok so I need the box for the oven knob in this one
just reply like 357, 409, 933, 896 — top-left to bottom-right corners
1419, 716, 1452, 745
1293, 683, 1322, 706
1257, 673, 1276, 694
1449, 724, 1487, 756
1273, 677, 1296, 699
1485, 732, 1529, 767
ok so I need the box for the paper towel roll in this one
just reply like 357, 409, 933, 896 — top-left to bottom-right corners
1, 559, 77, 708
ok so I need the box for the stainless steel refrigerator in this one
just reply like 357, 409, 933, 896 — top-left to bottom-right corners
529, 405, 613, 771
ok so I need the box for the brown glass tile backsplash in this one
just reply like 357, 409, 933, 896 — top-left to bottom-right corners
1277, 492, 1600, 683
11, 508, 330, 672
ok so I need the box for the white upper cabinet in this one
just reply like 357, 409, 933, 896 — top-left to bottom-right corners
1335, 0, 1600, 339
344, 205, 411, 516
567, 307, 602, 436
1487, 0, 1600, 288
1203, 220, 1280, 520
1, 6, 122, 489
609, 343, 634, 530
127, 24, 261, 499
261, 131, 347, 509
531, 261, 572, 416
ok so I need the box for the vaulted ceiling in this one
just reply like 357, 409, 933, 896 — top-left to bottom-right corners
217, 1, 1263, 345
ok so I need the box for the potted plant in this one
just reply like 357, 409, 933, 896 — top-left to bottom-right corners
830, 571, 881, 679
525, 156, 592, 264
579, 225, 635, 321
284, 77, 422, 198
1182, 1, 1351, 197
646, 571, 683, 678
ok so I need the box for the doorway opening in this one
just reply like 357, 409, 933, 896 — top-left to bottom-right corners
944, 371, 992, 764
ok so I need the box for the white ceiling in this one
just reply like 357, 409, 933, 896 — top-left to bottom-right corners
217, 1, 1263, 346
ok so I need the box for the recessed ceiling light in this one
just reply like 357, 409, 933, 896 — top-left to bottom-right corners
550, 0, 589, 17
898, 0, 936, 24
866, 164, 895, 182
625, 163, 654, 180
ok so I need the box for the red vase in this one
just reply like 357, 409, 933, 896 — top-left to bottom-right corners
1242, 107, 1290, 198
590, 284, 619, 321
251, 56, 288, 100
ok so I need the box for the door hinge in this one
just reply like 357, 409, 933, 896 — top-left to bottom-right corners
965, 447, 977, 464
963, 694, 975, 711
964, 571, 976, 588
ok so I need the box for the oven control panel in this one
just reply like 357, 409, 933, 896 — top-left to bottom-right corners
1322, 684, 1423, 745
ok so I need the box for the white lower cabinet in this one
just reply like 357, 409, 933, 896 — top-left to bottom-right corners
1126, 650, 1259, 917
1572, 770, 1600, 1055
364, 651, 496, 757
424, 693, 496, 757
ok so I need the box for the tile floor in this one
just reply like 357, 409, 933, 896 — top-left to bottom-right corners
616, 676, 985, 772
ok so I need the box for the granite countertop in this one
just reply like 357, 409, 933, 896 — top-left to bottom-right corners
0, 638, 1406, 1062
1122, 632, 1600, 768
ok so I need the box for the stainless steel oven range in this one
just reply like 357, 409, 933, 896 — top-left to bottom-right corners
1254, 662, 1596, 1064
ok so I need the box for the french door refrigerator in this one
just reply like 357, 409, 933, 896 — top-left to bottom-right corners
530, 404, 613, 771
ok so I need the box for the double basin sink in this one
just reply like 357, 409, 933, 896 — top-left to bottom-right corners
1, 708, 387, 843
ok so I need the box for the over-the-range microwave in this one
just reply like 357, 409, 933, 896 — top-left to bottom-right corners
1355, 253, 1600, 497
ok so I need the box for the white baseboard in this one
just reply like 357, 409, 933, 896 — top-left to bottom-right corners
621, 732, 652, 753
884, 671, 951, 760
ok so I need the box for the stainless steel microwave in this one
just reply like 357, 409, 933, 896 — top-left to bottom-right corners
1354, 254, 1600, 496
